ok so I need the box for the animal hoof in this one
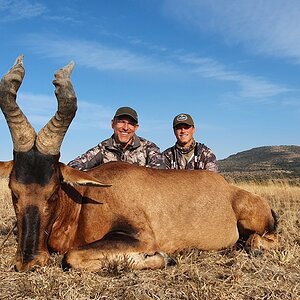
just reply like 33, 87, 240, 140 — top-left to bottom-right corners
245, 246, 263, 257
251, 249, 263, 257
166, 256, 177, 266
156, 251, 177, 267
14, 265, 19, 272
61, 256, 72, 271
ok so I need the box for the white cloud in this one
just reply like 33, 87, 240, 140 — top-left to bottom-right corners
163, 0, 300, 63
24, 35, 174, 73
173, 53, 290, 99
0, 0, 47, 21
23, 34, 290, 101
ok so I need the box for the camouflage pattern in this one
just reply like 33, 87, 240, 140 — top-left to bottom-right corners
68, 134, 164, 170
163, 140, 218, 172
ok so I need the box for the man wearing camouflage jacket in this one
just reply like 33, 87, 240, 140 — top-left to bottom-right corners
68, 107, 163, 170
163, 113, 217, 172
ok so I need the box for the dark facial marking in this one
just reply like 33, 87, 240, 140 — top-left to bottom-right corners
13, 148, 58, 185
20, 205, 41, 263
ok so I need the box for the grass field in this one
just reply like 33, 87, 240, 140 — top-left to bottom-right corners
0, 178, 299, 300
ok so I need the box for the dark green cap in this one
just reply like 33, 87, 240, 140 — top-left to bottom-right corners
173, 113, 194, 128
114, 107, 138, 123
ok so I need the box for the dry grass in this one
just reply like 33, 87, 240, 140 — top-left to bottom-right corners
0, 178, 299, 300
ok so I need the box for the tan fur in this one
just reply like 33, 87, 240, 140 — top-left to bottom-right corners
2, 160, 279, 271
45, 162, 277, 271
64, 249, 167, 270
0, 161, 13, 178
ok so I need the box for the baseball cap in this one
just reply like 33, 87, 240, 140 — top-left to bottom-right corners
114, 107, 138, 123
173, 113, 194, 128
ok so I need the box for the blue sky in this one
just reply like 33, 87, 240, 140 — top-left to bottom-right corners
0, 0, 299, 162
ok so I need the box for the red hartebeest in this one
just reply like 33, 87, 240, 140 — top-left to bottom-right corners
0, 56, 278, 272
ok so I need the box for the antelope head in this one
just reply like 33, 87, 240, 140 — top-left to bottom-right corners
0, 56, 77, 271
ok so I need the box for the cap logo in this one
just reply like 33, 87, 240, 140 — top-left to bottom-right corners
177, 114, 188, 121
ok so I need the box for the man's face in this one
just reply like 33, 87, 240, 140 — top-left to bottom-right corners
174, 124, 195, 147
111, 116, 139, 147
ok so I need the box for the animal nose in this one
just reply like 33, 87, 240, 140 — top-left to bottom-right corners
14, 251, 50, 272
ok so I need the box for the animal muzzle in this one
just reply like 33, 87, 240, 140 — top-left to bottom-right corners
14, 251, 50, 272
14, 205, 50, 272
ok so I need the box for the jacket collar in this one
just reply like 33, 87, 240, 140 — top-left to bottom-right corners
175, 139, 196, 154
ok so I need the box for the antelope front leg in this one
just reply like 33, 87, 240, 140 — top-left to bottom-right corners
62, 232, 176, 271
63, 248, 176, 271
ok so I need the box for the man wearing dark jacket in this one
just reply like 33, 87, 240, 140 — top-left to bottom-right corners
163, 113, 217, 172
68, 107, 163, 170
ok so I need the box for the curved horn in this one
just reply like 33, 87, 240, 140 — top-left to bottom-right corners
0, 55, 36, 152
36, 61, 77, 155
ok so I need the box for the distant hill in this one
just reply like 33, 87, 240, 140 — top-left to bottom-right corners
217, 145, 300, 183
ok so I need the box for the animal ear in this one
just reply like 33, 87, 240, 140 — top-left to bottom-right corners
0, 161, 13, 178
59, 163, 112, 187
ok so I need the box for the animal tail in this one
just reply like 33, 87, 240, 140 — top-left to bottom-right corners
270, 209, 279, 232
